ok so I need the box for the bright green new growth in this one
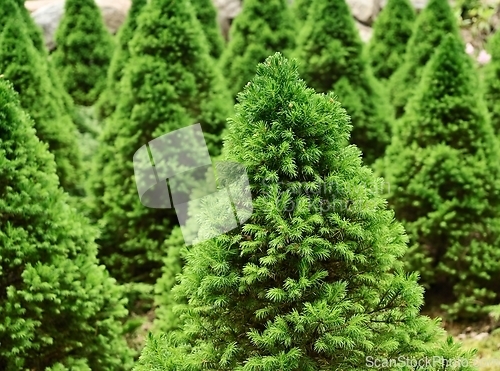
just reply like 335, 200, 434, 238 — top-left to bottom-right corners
190, 0, 225, 59
389, 0, 460, 118
383, 34, 500, 319
136, 53, 476, 371
295, 0, 392, 164
367, 0, 416, 80
483, 30, 500, 134
220, 0, 296, 99
0, 79, 132, 371
91, 0, 232, 285
52, 0, 114, 106
0, 14, 83, 194
96, 0, 147, 120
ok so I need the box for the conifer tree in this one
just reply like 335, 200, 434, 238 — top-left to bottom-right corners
383, 34, 500, 319
220, 0, 296, 98
0, 16, 83, 194
153, 227, 187, 333
90, 0, 232, 284
52, 0, 114, 106
483, 30, 500, 134
367, 0, 416, 80
291, 0, 311, 25
96, 0, 147, 120
136, 53, 477, 371
0, 78, 132, 371
295, 0, 392, 164
190, 0, 225, 59
388, 0, 460, 118
10, 0, 87, 135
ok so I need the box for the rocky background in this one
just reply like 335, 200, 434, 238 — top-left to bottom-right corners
24, 0, 500, 52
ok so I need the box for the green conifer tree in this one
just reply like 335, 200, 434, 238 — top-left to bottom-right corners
220, 0, 296, 99
96, 0, 147, 121
295, 0, 392, 164
388, 0, 460, 118
367, 0, 416, 80
190, 0, 225, 59
0, 16, 83, 194
135, 53, 476, 371
90, 0, 232, 285
52, 0, 115, 106
483, 30, 500, 134
0, 78, 132, 371
292, 0, 311, 25
383, 34, 500, 319
10, 0, 89, 135
153, 227, 187, 333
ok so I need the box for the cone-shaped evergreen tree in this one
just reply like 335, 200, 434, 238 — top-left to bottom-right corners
153, 227, 187, 333
96, 0, 147, 120
291, 0, 311, 25
483, 30, 500, 134
383, 34, 500, 319
190, 0, 225, 59
90, 0, 232, 284
388, 0, 460, 118
52, 0, 114, 106
10, 0, 86, 135
220, 0, 296, 99
0, 78, 132, 371
135, 53, 476, 371
295, 0, 392, 164
367, 0, 416, 80
0, 16, 83, 194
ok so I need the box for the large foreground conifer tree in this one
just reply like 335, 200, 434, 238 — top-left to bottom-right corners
135, 53, 476, 371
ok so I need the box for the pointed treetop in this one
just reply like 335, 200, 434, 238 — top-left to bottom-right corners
367, 0, 416, 80
220, 0, 296, 98
389, 0, 460, 117
401, 33, 494, 155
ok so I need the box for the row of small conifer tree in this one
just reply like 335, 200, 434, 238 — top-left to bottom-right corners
2, 0, 500, 369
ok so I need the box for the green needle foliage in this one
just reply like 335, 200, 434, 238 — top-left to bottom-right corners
383, 34, 500, 320
52, 0, 115, 106
0, 78, 132, 371
291, 0, 312, 26
367, 0, 416, 80
295, 0, 392, 165
483, 30, 500, 134
136, 53, 476, 371
11, 0, 87, 135
96, 0, 147, 121
220, 0, 296, 99
91, 0, 232, 285
388, 0, 460, 118
153, 226, 187, 333
190, 0, 225, 59
0, 17, 83, 195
